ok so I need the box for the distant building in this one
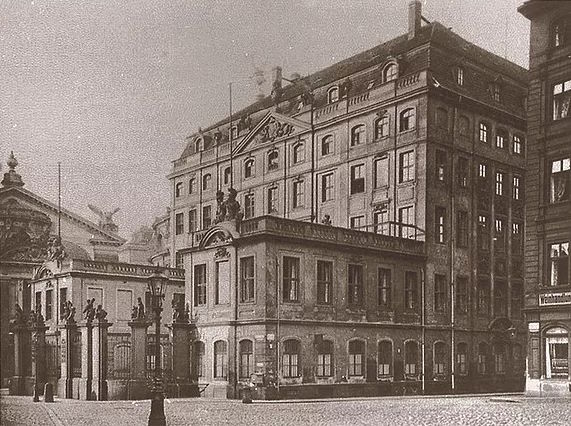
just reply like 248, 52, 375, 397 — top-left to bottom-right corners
170, 1, 528, 398
518, 0, 571, 397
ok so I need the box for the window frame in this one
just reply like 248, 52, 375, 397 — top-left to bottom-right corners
244, 158, 255, 179
399, 108, 416, 132
377, 267, 392, 308
282, 256, 301, 303
350, 124, 366, 147
348, 339, 365, 377
350, 163, 365, 194
316, 260, 333, 305
347, 264, 364, 307
194, 264, 207, 307
240, 256, 255, 303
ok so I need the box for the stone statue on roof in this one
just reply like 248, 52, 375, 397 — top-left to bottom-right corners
88, 204, 120, 233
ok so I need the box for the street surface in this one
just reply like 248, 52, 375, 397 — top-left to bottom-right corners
1, 394, 570, 425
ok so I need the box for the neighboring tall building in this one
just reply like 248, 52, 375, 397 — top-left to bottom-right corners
518, 0, 571, 397
169, 1, 528, 398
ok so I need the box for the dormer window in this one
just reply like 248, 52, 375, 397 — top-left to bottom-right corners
327, 87, 339, 104
230, 126, 238, 140
267, 150, 279, 171
383, 63, 398, 83
175, 182, 183, 198
194, 138, 202, 153
244, 158, 255, 179
456, 67, 464, 86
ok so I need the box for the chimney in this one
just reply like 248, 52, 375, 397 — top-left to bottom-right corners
408, 0, 422, 40
271, 66, 283, 105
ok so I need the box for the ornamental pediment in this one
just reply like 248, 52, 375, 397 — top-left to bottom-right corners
233, 112, 311, 155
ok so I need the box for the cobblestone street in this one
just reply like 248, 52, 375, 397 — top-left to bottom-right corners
1, 394, 570, 425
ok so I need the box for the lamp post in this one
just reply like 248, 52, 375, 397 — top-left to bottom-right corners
147, 267, 167, 426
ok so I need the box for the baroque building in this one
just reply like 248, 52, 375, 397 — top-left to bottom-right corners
518, 0, 571, 397
169, 1, 529, 399
0, 153, 185, 397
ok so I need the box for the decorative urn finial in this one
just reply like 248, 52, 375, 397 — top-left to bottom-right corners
1, 151, 24, 188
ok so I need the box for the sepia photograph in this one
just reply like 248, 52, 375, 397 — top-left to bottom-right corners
1, 0, 570, 424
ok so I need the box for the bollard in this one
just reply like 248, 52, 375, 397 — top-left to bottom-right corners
32, 384, 40, 402
44, 382, 54, 403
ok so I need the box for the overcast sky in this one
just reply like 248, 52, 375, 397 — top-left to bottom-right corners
0, 0, 530, 239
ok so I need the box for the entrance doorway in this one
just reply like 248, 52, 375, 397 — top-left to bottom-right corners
545, 327, 569, 379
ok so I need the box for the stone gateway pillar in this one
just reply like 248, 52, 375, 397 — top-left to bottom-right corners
128, 319, 152, 399
30, 323, 49, 398
9, 324, 28, 395
91, 307, 111, 401
78, 322, 92, 400
58, 323, 77, 398
169, 321, 199, 397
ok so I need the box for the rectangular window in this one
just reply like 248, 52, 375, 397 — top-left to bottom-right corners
240, 257, 255, 303
399, 206, 415, 239
378, 341, 392, 376
457, 157, 469, 188
283, 257, 300, 302
378, 268, 391, 307
435, 207, 446, 244
187, 209, 197, 233
456, 276, 468, 314
321, 136, 333, 156
478, 162, 487, 179
321, 173, 334, 202
374, 156, 389, 188
549, 242, 569, 286
496, 132, 505, 149
436, 149, 447, 182
215, 261, 230, 305
189, 178, 196, 194
373, 204, 389, 235
59, 287, 67, 320
202, 205, 212, 229
317, 260, 333, 304
434, 274, 447, 312
348, 264, 363, 306
511, 282, 523, 319
316, 350, 332, 377
350, 164, 365, 194
45, 289, 53, 320
293, 180, 304, 208
267, 187, 278, 213
495, 218, 505, 253
194, 264, 207, 306
513, 176, 521, 200
494, 281, 507, 317
478, 215, 489, 251
477, 279, 490, 315
513, 135, 523, 155
244, 193, 255, 219
404, 271, 418, 310
175, 212, 184, 235
175, 251, 184, 269
457, 211, 468, 248
35, 291, 41, 314
479, 122, 488, 143
399, 151, 415, 183
282, 340, 300, 377
495, 172, 504, 196
512, 222, 522, 255
350, 215, 364, 230
553, 78, 571, 120
550, 158, 570, 203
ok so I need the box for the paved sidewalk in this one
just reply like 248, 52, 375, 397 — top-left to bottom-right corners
2, 394, 570, 425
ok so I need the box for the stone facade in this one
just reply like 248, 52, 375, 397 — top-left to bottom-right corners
168, 2, 528, 398
519, 0, 571, 397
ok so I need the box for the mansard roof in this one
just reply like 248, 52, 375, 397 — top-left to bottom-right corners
177, 21, 528, 162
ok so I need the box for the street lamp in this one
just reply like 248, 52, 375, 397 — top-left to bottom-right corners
147, 267, 167, 426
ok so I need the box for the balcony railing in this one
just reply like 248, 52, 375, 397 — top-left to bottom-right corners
239, 216, 425, 256
68, 259, 185, 280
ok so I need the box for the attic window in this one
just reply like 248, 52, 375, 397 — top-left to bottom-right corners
268, 150, 279, 171
327, 87, 339, 104
383, 63, 398, 83
194, 138, 202, 153
230, 126, 238, 140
